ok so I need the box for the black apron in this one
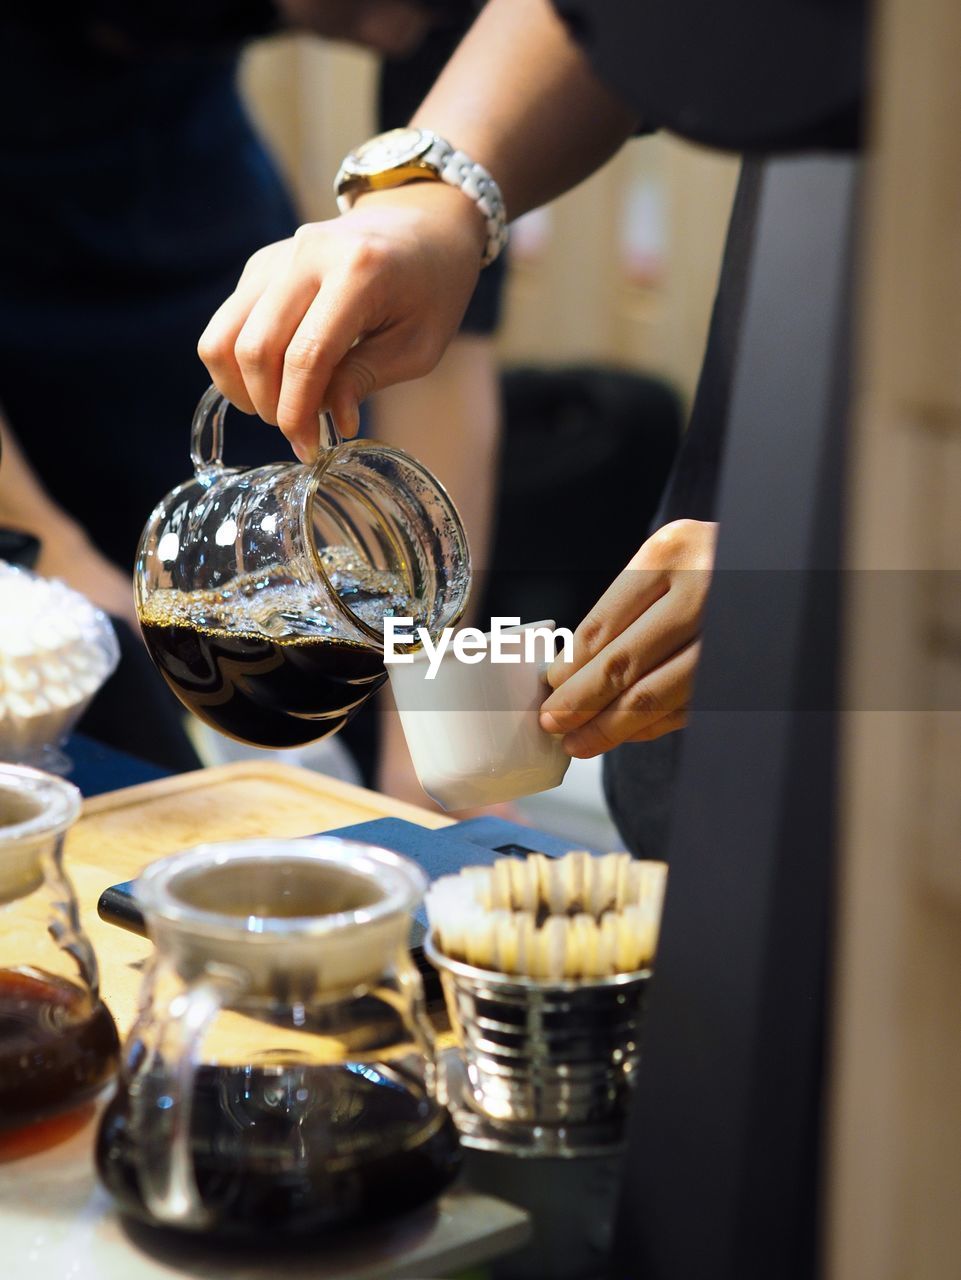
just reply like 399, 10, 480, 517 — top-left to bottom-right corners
603, 163, 763, 857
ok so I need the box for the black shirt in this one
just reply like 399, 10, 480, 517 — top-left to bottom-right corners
554, 0, 867, 152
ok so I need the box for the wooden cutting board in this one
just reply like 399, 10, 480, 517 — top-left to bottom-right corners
58, 762, 451, 1034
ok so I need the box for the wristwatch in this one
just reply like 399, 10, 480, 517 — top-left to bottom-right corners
334, 128, 508, 268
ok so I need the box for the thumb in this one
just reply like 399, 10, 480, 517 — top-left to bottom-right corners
324, 355, 376, 440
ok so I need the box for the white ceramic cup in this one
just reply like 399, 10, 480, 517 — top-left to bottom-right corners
387, 619, 571, 811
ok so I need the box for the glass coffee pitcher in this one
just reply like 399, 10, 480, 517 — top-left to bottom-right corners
135, 387, 471, 748
96, 837, 460, 1238
0, 764, 119, 1135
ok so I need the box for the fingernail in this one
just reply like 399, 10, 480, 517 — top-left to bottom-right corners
539, 711, 561, 735
292, 439, 317, 465
336, 403, 360, 440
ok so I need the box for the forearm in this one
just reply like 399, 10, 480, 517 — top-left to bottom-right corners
409, 0, 638, 219
0, 415, 77, 542
0, 415, 137, 622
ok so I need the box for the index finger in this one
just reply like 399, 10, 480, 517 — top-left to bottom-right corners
541, 585, 701, 734
198, 280, 270, 416
546, 561, 667, 690
274, 270, 375, 453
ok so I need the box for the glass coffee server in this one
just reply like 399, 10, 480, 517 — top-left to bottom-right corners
0, 764, 119, 1136
135, 387, 471, 748
96, 837, 460, 1237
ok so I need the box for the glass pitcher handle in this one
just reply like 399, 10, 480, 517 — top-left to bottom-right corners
393, 951, 441, 1095
132, 965, 243, 1229
190, 384, 342, 477
41, 832, 101, 999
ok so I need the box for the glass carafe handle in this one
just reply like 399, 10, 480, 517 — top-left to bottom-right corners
190, 384, 341, 478
41, 831, 101, 999
132, 964, 244, 1229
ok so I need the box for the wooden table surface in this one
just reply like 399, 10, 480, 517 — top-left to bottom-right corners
0, 763, 529, 1280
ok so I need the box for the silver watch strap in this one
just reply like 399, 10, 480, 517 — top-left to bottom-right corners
422, 134, 509, 268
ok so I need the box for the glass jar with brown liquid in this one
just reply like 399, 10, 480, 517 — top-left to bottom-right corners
134, 387, 471, 748
0, 764, 119, 1137
95, 837, 460, 1238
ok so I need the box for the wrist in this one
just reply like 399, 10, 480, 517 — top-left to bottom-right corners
353, 181, 489, 260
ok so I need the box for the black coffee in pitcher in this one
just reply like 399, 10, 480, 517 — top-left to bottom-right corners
137, 561, 400, 748
0, 767, 120, 1145
94, 839, 460, 1240
96, 1059, 460, 1238
0, 969, 118, 1133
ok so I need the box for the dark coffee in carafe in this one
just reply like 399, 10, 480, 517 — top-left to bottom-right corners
0, 767, 120, 1138
138, 623, 386, 748
0, 968, 119, 1131
136, 556, 413, 747
94, 840, 454, 1238
96, 1060, 460, 1237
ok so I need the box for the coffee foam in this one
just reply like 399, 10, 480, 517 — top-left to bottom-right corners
138, 548, 425, 643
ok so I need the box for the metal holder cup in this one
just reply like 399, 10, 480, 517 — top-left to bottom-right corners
426, 933, 650, 1158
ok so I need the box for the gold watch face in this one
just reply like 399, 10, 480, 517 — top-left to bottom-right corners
348, 128, 432, 176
